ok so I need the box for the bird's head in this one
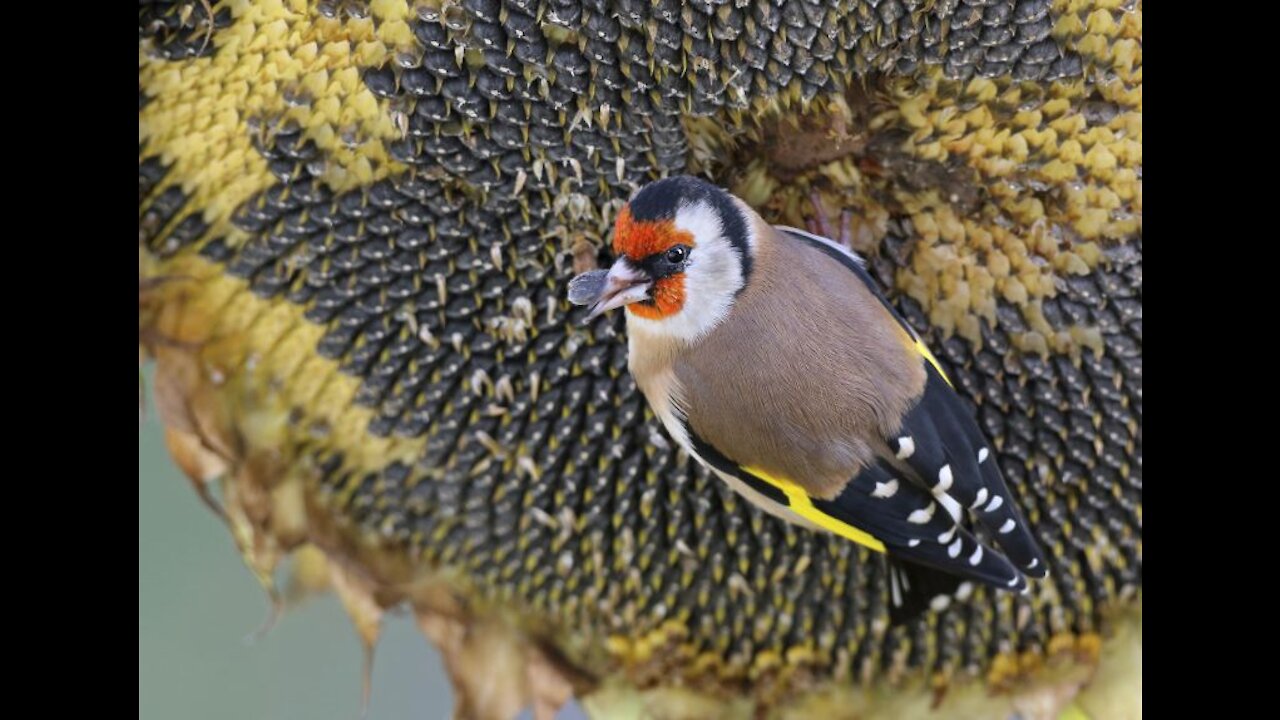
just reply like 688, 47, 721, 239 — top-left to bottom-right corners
588, 176, 754, 342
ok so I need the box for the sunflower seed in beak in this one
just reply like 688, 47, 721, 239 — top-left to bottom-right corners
567, 269, 609, 306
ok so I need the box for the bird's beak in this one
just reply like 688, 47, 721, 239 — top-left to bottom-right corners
586, 258, 652, 320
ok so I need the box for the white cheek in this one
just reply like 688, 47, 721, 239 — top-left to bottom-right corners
674, 257, 738, 338
627, 204, 742, 343
675, 202, 723, 245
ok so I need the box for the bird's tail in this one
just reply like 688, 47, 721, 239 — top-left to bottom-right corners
886, 557, 967, 625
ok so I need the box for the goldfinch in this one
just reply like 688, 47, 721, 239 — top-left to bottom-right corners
570, 176, 1049, 622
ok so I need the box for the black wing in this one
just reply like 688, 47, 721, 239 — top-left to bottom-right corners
685, 419, 1030, 624
885, 363, 1050, 577
779, 226, 1049, 576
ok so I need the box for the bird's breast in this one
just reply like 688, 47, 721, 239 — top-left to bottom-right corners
631, 355, 824, 534
629, 358, 691, 453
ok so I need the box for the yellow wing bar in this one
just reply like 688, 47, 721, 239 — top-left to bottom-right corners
743, 464, 887, 554
914, 337, 953, 388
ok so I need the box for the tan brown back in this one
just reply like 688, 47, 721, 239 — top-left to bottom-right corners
672, 220, 926, 498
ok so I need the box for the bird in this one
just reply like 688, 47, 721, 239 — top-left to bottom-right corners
141, 0, 1141, 713
573, 175, 1050, 622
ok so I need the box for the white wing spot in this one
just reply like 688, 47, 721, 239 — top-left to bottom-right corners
978, 447, 990, 463
999, 519, 1016, 534
1027, 558, 1039, 569
969, 545, 984, 566
971, 488, 989, 509
938, 525, 958, 544
936, 492, 963, 523
947, 537, 963, 558
907, 503, 936, 524
984, 495, 1004, 513
936, 465, 953, 492
896, 437, 915, 460
956, 582, 975, 601
930, 594, 951, 612
872, 479, 899, 498
1007, 576, 1020, 588
908, 538, 921, 547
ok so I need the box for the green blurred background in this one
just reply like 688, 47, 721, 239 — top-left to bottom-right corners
139, 371, 457, 719
139, 371, 590, 719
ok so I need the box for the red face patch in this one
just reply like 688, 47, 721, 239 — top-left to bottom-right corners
627, 276, 686, 320
612, 206, 694, 261
612, 206, 696, 319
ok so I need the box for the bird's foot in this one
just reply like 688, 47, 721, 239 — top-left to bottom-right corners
807, 191, 857, 250
806, 190, 833, 238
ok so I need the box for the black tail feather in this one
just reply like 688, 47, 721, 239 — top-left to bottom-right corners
886, 557, 967, 625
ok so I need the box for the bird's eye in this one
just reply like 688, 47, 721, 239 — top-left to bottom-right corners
665, 246, 688, 264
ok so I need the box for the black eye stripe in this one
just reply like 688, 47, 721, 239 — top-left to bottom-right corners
624, 176, 751, 287
640, 244, 692, 278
